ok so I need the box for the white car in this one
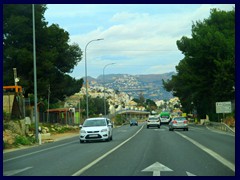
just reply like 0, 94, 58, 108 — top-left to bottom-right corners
147, 115, 161, 128
79, 117, 113, 143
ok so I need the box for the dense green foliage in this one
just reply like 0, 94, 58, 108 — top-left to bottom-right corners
3, 4, 83, 103
133, 93, 157, 112
163, 8, 235, 120
114, 114, 126, 126
78, 95, 110, 117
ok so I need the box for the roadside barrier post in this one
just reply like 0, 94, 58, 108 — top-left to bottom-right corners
38, 126, 42, 145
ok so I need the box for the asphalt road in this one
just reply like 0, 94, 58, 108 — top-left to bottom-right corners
3, 123, 235, 176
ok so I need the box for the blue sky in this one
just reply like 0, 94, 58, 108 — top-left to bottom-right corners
44, 4, 234, 79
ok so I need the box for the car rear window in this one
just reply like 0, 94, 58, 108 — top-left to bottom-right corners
149, 117, 159, 121
175, 117, 186, 121
161, 115, 169, 118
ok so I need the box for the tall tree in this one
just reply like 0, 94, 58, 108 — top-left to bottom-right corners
80, 95, 109, 117
145, 99, 157, 111
163, 8, 235, 119
3, 4, 83, 103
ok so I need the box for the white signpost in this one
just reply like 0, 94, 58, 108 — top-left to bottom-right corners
216, 101, 232, 114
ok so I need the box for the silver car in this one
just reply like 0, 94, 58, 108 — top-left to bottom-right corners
169, 117, 188, 131
79, 117, 113, 143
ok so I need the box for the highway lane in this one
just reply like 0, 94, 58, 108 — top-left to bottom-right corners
79, 124, 235, 176
3, 123, 235, 176
3, 124, 141, 176
178, 125, 235, 165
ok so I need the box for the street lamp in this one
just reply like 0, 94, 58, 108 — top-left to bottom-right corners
85, 38, 104, 118
103, 63, 115, 117
32, 4, 38, 142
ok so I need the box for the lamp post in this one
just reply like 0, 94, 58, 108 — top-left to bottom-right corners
85, 38, 104, 118
47, 85, 50, 123
32, 4, 38, 142
103, 63, 115, 117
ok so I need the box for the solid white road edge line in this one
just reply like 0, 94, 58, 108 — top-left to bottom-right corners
72, 125, 144, 176
176, 132, 235, 172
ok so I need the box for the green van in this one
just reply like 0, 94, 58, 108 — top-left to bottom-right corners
159, 111, 171, 124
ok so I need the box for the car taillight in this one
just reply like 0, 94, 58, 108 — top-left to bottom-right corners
184, 120, 188, 124
173, 120, 177, 124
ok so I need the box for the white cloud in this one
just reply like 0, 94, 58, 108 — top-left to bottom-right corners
45, 4, 234, 78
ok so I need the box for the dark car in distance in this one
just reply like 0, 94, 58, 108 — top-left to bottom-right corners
130, 119, 138, 126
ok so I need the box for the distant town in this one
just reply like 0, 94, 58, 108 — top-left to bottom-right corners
66, 72, 179, 114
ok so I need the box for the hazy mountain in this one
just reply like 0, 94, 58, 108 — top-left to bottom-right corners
88, 72, 176, 101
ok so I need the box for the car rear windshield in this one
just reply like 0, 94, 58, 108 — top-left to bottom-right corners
149, 117, 159, 121
160, 115, 169, 118
174, 117, 186, 121
83, 119, 106, 127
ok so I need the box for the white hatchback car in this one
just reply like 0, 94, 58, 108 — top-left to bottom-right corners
79, 117, 113, 143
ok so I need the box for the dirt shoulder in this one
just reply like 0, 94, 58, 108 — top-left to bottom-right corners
3, 131, 79, 153
47, 131, 79, 142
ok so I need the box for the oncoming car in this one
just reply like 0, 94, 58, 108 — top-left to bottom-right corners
169, 117, 188, 131
79, 117, 113, 143
130, 119, 138, 126
147, 115, 161, 128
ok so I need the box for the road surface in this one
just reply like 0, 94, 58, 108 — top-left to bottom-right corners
3, 123, 235, 176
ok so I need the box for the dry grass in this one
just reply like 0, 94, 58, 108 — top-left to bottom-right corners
223, 116, 235, 127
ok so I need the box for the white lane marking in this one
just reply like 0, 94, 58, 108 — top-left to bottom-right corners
186, 171, 196, 176
154, 129, 165, 131
176, 132, 235, 172
4, 167, 33, 176
3, 141, 75, 163
142, 162, 173, 176
72, 125, 144, 176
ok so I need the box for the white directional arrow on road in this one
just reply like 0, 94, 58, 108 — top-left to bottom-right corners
142, 162, 173, 176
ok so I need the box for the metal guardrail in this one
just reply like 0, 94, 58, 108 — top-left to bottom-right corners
206, 121, 235, 135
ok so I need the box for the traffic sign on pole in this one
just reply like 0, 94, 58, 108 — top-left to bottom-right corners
216, 101, 232, 114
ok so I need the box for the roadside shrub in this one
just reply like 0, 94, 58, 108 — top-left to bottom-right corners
115, 115, 125, 126
3, 111, 11, 120
3, 141, 7, 149
13, 135, 36, 146
57, 126, 72, 133
3, 123, 10, 130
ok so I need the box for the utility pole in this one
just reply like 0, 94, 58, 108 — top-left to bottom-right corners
13, 68, 17, 86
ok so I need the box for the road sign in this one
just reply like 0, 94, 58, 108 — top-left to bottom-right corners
216, 101, 232, 114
